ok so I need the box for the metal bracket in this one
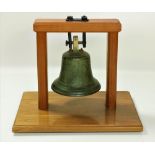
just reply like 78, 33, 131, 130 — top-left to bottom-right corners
66, 15, 89, 22
66, 32, 86, 49
65, 16, 88, 49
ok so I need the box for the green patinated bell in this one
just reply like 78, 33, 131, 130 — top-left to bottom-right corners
51, 36, 101, 96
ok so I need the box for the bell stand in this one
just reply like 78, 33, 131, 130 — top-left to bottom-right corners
12, 19, 143, 132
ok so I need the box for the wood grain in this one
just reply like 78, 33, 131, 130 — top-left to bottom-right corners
33, 19, 121, 32
12, 91, 143, 133
106, 32, 118, 110
36, 32, 48, 110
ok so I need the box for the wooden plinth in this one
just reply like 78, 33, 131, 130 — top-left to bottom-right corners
12, 91, 143, 133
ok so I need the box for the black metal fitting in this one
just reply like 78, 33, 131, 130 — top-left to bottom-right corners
66, 32, 87, 49
65, 16, 88, 49
66, 15, 89, 22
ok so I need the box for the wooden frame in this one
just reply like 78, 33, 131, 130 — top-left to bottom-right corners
33, 19, 121, 110
12, 18, 143, 133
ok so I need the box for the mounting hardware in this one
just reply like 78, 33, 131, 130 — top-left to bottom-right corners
66, 32, 87, 49
65, 16, 88, 49
66, 15, 89, 22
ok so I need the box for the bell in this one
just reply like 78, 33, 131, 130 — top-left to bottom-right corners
51, 35, 101, 96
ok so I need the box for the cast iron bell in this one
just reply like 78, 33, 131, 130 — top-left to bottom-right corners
51, 35, 101, 96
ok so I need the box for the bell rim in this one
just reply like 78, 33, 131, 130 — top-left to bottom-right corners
51, 80, 101, 97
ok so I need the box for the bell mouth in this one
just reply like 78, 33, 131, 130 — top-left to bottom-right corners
51, 78, 101, 97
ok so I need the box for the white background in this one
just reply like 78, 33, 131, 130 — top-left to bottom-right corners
0, 12, 155, 141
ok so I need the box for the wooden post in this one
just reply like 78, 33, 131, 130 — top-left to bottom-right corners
36, 32, 48, 110
106, 32, 118, 110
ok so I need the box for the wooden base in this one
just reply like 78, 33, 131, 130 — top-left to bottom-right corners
12, 91, 143, 133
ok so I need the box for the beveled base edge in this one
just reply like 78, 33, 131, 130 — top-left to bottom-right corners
12, 91, 143, 133
13, 126, 143, 133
